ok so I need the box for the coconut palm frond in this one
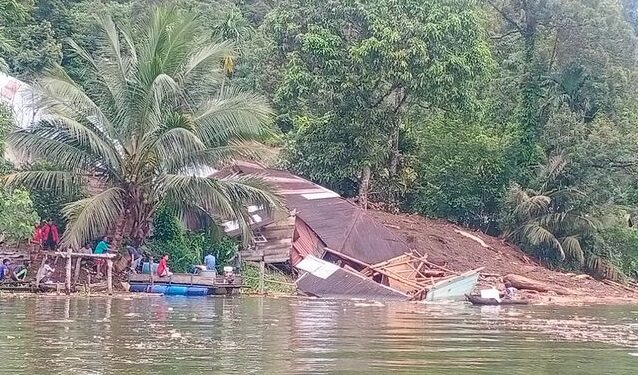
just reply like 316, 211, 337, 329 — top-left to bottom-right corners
1, 170, 81, 195
587, 255, 623, 281
193, 89, 273, 145
536, 212, 569, 228
7, 128, 102, 172
539, 154, 567, 191
546, 187, 587, 201
61, 187, 125, 248
65, 38, 99, 73
150, 126, 208, 168
520, 223, 565, 260
44, 117, 121, 170
163, 141, 278, 173
38, 68, 114, 134
559, 236, 584, 264
177, 41, 234, 84
514, 194, 551, 219
161, 173, 278, 244
99, 14, 129, 81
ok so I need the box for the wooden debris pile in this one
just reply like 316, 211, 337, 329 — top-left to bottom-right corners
324, 248, 463, 300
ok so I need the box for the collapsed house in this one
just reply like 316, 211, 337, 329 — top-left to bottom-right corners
215, 161, 481, 301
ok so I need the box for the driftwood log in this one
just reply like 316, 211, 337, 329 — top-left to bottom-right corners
503, 274, 578, 296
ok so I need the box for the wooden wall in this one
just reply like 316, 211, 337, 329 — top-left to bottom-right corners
290, 217, 325, 266
240, 209, 295, 264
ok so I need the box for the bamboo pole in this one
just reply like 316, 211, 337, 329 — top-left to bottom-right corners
74, 258, 82, 285
259, 254, 265, 295
65, 247, 72, 294
106, 259, 113, 295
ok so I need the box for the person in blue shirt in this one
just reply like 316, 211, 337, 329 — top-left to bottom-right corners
204, 251, 216, 271
0, 259, 10, 281
94, 236, 110, 277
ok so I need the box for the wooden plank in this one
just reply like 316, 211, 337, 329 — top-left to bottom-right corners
128, 273, 243, 288
73, 258, 82, 285
106, 259, 113, 295
65, 247, 72, 294
54, 251, 117, 259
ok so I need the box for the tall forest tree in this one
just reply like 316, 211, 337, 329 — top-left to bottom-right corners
261, 0, 492, 207
486, 0, 637, 172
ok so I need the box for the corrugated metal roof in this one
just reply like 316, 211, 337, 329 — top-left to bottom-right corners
215, 162, 411, 264
295, 256, 408, 300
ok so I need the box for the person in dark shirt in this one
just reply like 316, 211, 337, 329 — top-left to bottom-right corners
0, 259, 9, 281
126, 244, 142, 273
12, 261, 28, 281
42, 219, 60, 251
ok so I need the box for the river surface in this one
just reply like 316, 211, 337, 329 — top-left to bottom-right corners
0, 295, 637, 374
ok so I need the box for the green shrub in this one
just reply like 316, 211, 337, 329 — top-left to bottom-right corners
408, 118, 510, 231
148, 205, 240, 272
241, 263, 295, 294
597, 227, 638, 279
0, 188, 40, 243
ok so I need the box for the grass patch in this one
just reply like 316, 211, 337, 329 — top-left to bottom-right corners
241, 263, 296, 295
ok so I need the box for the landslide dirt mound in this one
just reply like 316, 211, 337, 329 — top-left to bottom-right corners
369, 210, 638, 303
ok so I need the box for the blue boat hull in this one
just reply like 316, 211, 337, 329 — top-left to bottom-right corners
129, 283, 209, 296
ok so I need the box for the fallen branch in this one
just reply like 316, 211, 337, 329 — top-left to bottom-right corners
454, 229, 491, 249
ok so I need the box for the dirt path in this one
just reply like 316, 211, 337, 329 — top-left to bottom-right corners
369, 210, 638, 305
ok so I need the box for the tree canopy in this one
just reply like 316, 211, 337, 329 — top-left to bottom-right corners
1, 0, 638, 278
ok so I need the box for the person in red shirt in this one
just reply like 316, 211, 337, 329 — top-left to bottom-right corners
156, 254, 172, 277
41, 219, 60, 251
31, 221, 44, 246
30, 221, 45, 260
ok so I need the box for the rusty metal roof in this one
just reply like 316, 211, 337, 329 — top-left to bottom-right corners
215, 162, 410, 264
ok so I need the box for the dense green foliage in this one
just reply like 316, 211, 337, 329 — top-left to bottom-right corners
241, 263, 295, 294
2, 0, 638, 278
0, 105, 40, 243
261, 0, 492, 206
148, 204, 238, 272
0, 188, 40, 243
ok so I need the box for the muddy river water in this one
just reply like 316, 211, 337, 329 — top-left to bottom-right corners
0, 295, 636, 374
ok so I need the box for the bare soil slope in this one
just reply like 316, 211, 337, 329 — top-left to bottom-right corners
370, 210, 638, 304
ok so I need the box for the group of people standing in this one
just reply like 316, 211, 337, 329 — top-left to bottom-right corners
31, 220, 60, 251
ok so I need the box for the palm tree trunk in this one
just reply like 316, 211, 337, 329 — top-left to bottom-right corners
389, 87, 405, 177
359, 165, 371, 210
112, 213, 127, 250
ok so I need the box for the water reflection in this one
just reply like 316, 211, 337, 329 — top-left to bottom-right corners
0, 296, 636, 374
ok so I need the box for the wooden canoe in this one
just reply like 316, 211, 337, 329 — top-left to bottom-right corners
465, 294, 529, 306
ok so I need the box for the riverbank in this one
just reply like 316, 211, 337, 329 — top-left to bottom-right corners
370, 210, 638, 305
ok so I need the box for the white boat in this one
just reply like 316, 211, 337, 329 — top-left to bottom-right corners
424, 267, 483, 302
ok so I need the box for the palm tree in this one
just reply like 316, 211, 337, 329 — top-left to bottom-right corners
3, 7, 279, 249
502, 155, 594, 263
